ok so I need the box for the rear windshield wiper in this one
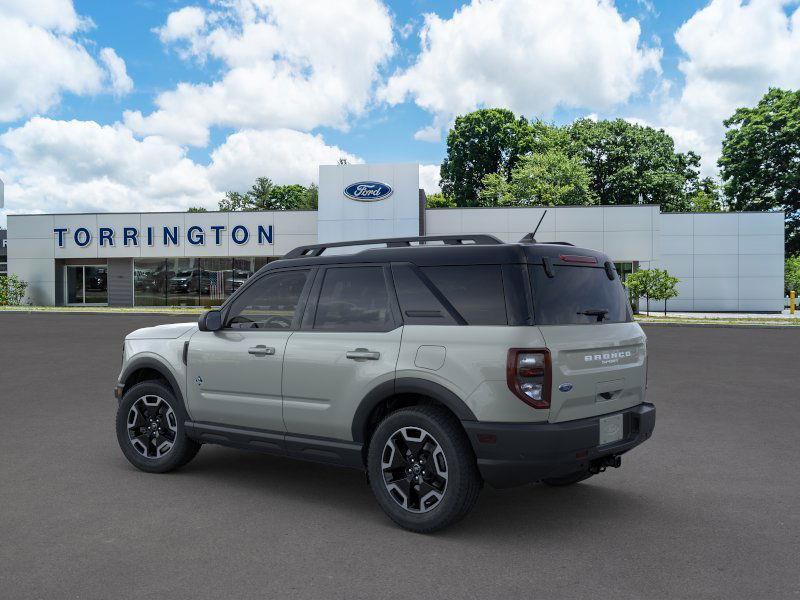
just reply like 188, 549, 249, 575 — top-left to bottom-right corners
577, 308, 609, 322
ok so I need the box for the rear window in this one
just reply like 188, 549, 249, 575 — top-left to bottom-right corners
314, 266, 393, 332
421, 265, 507, 325
530, 265, 632, 325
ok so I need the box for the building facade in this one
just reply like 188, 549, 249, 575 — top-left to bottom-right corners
6, 163, 786, 312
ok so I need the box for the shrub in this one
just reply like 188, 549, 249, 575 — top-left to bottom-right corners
0, 274, 29, 306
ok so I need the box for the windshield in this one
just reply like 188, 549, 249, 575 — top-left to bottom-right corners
530, 264, 632, 325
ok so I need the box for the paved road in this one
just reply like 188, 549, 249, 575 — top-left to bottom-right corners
0, 313, 798, 599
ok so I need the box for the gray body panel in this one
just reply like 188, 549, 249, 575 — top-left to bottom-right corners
282, 328, 402, 439
186, 329, 290, 431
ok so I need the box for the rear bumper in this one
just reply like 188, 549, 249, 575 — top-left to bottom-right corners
463, 403, 655, 488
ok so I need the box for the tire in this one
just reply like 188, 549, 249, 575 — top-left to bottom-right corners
367, 405, 482, 533
542, 470, 593, 487
116, 380, 200, 473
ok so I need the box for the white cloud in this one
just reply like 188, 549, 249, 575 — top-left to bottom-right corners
206, 129, 362, 193
380, 0, 661, 141
100, 48, 134, 96
418, 164, 441, 195
156, 6, 207, 44
0, 0, 83, 33
657, 0, 800, 174
126, 0, 394, 146
0, 118, 362, 218
0, 2, 132, 122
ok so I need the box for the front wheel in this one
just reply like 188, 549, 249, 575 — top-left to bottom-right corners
116, 381, 200, 473
367, 406, 482, 533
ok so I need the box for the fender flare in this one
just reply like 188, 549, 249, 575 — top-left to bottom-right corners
119, 356, 186, 409
351, 377, 477, 443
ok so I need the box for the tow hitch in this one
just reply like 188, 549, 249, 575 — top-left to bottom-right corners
589, 455, 622, 474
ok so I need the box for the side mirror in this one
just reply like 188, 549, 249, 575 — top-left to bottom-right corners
199, 309, 223, 332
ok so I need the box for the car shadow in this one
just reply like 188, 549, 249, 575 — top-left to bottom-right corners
160, 445, 650, 538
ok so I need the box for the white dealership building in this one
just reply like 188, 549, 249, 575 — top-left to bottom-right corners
6, 162, 785, 312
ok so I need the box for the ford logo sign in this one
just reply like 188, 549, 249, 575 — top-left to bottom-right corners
344, 181, 393, 202
558, 383, 573, 393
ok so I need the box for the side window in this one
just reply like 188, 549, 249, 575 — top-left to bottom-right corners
314, 267, 393, 332
225, 269, 309, 329
421, 265, 508, 325
391, 264, 457, 325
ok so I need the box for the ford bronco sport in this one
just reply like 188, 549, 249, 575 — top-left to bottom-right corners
115, 234, 655, 532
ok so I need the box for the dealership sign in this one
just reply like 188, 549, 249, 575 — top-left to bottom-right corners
53, 224, 274, 248
343, 181, 393, 202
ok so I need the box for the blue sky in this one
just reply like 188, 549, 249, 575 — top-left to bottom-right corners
56, 0, 699, 164
1, 0, 798, 222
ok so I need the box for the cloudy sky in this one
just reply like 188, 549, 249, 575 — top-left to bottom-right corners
1, 0, 800, 224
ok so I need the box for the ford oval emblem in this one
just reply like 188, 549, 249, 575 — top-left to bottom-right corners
558, 383, 573, 393
343, 181, 393, 202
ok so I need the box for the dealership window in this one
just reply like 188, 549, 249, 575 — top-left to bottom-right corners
65, 265, 108, 305
134, 259, 168, 306
133, 257, 280, 307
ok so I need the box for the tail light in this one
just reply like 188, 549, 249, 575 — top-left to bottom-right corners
507, 348, 552, 409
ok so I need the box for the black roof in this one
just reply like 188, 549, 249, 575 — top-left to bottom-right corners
266, 235, 610, 270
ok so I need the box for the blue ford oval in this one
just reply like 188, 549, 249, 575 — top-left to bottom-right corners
558, 383, 573, 393
344, 181, 393, 202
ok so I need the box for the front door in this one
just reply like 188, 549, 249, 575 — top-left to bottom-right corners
282, 265, 402, 441
186, 268, 313, 432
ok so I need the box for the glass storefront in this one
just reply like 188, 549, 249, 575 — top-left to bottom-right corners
66, 265, 108, 305
134, 256, 277, 307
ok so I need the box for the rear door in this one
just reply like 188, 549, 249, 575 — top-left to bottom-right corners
530, 262, 646, 423
282, 265, 402, 441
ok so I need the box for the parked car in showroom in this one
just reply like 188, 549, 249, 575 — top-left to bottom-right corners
114, 235, 655, 532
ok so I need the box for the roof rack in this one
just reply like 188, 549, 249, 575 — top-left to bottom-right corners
284, 234, 503, 258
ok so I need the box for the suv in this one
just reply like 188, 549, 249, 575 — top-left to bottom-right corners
114, 235, 655, 532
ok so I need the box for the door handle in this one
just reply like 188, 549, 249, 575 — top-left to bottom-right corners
346, 348, 381, 361
248, 345, 276, 357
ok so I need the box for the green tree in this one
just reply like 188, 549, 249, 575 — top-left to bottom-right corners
220, 178, 320, 211
440, 108, 545, 206
686, 177, 726, 212
786, 255, 800, 296
425, 192, 456, 208
304, 183, 319, 210
719, 88, 800, 254
270, 184, 309, 210
0, 273, 28, 306
652, 269, 680, 315
218, 190, 251, 212
624, 269, 659, 315
187, 206, 208, 213
567, 118, 700, 211
504, 151, 594, 207
477, 173, 511, 206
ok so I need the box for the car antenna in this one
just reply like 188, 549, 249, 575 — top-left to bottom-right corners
518, 209, 547, 244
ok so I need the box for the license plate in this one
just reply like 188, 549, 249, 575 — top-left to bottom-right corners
599, 413, 624, 445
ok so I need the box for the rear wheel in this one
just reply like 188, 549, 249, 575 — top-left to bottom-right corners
367, 406, 481, 533
116, 381, 200, 473
542, 471, 593, 486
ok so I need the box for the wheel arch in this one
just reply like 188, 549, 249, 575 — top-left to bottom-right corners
120, 357, 185, 409
352, 378, 477, 446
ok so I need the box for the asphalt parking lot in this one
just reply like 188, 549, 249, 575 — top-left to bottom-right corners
0, 313, 798, 599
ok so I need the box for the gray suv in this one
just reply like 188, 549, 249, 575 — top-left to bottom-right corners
114, 235, 655, 532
